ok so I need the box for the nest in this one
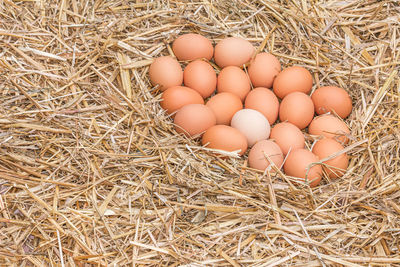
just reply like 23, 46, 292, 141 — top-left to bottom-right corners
1, 0, 399, 266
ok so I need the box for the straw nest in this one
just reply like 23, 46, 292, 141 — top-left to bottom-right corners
1, 1, 399, 266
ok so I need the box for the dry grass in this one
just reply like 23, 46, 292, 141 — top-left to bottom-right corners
1, 0, 400, 266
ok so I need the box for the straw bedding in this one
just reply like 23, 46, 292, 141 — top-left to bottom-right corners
0, 0, 399, 266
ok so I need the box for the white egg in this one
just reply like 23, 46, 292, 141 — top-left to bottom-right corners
230, 109, 270, 147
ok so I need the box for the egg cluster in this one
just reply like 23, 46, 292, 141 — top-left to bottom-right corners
149, 33, 353, 187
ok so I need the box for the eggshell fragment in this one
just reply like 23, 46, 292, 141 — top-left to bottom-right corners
270, 122, 305, 155
172, 33, 213, 61
273, 66, 313, 99
231, 109, 270, 147
248, 140, 284, 171
308, 114, 350, 144
206, 92, 243, 125
279, 92, 315, 129
174, 104, 216, 137
248, 53, 281, 88
312, 138, 349, 179
311, 86, 353, 118
284, 149, 322, 187
202, 125, 248, 156
244, 87, 279, 125
160, 86, 204, 115
217, 66, 251, 101
214, 37, 255, 68
149, 56, 183, 91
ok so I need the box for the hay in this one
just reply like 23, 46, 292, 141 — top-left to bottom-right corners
0, 0, 399, 266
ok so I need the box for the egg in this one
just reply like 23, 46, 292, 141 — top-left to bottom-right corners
172, 33, 213, 61
248, 53, 281, 88
273, 66, 313, 99
231, 109, 270, 147
149, 56, 183, 91
312, 138, 349, 179
174, 104, 216, 137
183, 60, 217, 98
244, 87, 279, 125
248, 140, 284, 171
202, 125, 248, 156
214, 37, 255, 68
217, 66, 251, 101
270, 122, 305, 155
206, 92, 243, 125
160, 86, 204, 115
279, 92, 315, 129
311, 86, 353, 118
308, 114, 350, 144
283, 148, 322, 187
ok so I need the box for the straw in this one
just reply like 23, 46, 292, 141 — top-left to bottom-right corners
1, 0, 399, 265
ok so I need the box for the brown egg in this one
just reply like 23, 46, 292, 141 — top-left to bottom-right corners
248, 140, 284, 171
273, 66, 313, 99
206, 92, 243, 125
308, 114, 350, 144
160, 86, 204, 114
311, 86, 353, 118
248, 53, 281, 88
183, 60, 217, 98
172, 33, 213, 61
270, 122, 305, 155
279, 92, 315, 129
174, 104, 216, 137
244, 87, 279, 125
231, 109, 270, 147
149, 56, 183, 91
202, 125, 248, 156
217, 66, 251, 101
312, 138, 349, 179
284, 148, 322, 187
214, 37, 255, 68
